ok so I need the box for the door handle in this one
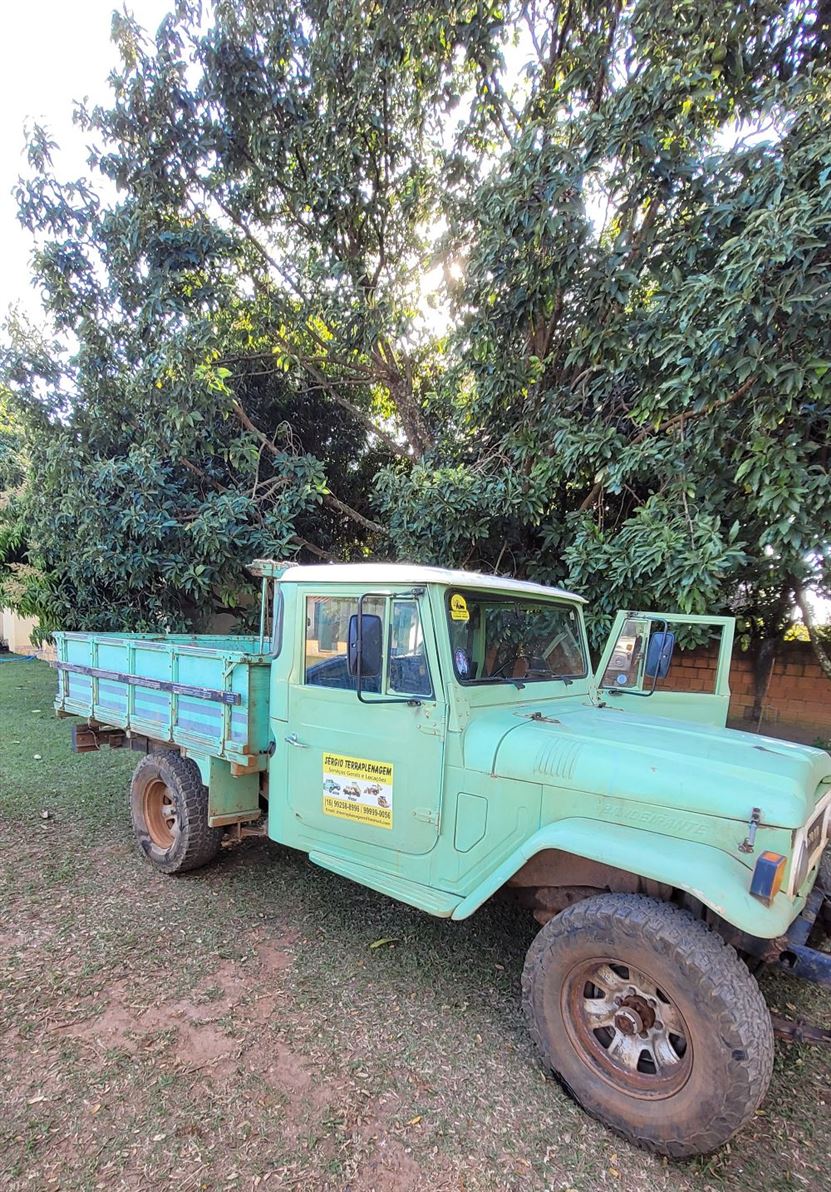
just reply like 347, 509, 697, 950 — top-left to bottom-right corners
284, 733, 309, 748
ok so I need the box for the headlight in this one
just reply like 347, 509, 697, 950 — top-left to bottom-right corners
788, 789, 831, 896
791, 838, 813, 895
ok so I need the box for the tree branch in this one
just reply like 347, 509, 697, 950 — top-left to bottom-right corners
291, 535, 339, 562
630, 376, 756, 446
179, 458, 228, 492
591, 1, 622, 113
577, 377, 758, 516
230, 399, 386, 536
209, 184, 427, 462
578, 478, 604, 512
321, 491, 384, 535
291, 352, 408, 459
183, 175, 411, 458
179, 456, 341, 561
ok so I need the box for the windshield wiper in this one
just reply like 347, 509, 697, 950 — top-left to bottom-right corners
523, 667, 575, 684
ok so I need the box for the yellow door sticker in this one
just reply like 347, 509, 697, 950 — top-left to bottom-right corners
450, 593, 469, 622
322, 753, 393, 829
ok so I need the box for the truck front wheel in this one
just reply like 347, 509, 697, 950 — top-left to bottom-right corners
129, 752, 222, 874
522, 893, 773, 1158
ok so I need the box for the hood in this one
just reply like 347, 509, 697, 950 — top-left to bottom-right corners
463, 702, 831, 829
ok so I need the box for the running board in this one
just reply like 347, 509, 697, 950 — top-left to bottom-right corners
308, 852, 459, 918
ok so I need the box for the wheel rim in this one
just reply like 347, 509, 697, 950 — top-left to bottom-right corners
142, 777, 180, 850
562, 958, 692, 1099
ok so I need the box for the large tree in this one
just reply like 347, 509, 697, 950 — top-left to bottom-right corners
2, 0, 493, 630
0, 390, 32, 618
377, 0, 831, 662
2, 0, 830, 677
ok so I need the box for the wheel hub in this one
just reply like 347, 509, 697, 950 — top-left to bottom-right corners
614, 1005, 644, 1035
142, 777, 179, 850
563, 959, 692, 1099
615, 993, 656, 1035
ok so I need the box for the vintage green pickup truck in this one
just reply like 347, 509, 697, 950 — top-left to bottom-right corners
53, 561, 831, 1158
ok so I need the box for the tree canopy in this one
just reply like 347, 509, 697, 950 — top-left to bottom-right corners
2, 0, 830, 670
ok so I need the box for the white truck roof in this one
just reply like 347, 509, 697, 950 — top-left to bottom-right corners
267, 562, 586, 603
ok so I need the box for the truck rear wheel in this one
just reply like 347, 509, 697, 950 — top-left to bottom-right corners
129, 751, 222, 874
522, 893, 773, 1158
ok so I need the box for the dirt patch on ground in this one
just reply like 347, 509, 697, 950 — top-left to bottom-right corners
255, 934, 297, 976
247, 1038, 336, 1106
56, 940, 304, 1079
350, 1136, 424, 1192
7, 941, 352, 1185
41, 931, 350, 1149
58, 978, 240, 1073
349, 1101, 430, 1192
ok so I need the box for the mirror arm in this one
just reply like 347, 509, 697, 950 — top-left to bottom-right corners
647, 619, 671, 692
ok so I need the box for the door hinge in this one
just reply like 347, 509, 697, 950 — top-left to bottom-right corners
417, 722, 444, 738
412, 807, 440, 827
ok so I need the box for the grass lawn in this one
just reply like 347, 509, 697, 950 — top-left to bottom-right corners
1, 658, 830, 1191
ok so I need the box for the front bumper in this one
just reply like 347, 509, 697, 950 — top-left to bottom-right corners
769, 883, 831, 989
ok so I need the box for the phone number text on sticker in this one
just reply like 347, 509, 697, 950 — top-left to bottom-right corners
322, 752, 393, 829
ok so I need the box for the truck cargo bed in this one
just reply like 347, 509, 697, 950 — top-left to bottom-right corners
53, 632, 271, 768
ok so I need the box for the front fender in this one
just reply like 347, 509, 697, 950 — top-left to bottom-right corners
450, 818, 803, 939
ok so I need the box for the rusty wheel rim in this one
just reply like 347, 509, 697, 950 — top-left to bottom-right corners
562, 958, 692, 1099
142, 777, 179, 850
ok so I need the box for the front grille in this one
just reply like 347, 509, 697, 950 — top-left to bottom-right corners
806, 809, 825, 859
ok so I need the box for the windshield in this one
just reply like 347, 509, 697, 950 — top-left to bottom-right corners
446, 590, 587, 685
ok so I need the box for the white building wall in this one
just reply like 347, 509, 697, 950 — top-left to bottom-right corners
0, 608, 38, 654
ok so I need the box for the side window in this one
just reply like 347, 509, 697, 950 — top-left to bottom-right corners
388, 599, 432, 697
654, 625, 721, 695
304, 596, 382, 691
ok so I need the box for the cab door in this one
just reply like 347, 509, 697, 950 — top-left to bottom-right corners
283, 589, 446, 855
594, 611, 735, 727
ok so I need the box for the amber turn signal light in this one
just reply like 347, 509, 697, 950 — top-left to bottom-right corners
749, 851, 787, 905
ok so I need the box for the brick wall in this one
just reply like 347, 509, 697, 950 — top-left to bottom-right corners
659, 641, 831, 743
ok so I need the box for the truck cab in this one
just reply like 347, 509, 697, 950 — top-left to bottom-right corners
53, 560, 831, 1159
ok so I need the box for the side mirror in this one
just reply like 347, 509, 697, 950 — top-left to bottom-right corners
644, 629, 676, 679
347, 613, 382, 679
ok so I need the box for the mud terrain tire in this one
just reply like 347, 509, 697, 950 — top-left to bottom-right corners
522, 893, 773, 1158
129, 751, 221, 874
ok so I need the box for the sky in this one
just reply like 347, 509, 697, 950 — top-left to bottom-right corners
0, 0, 172, 317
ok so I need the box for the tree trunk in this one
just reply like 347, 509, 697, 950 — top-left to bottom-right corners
749, 637, 778, 728
793, 583, 831, 683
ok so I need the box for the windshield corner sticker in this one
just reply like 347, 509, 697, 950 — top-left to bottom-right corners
450, 593, 469, 622
322, 753, 393, 829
